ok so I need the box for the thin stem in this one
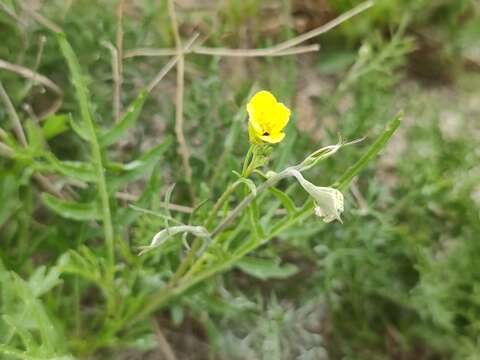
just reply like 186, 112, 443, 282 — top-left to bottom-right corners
241, 144, 255, 177
204, 180, 241, 229
211, 170, 290, 238
272, 0, 374, 51
115, 0, 124, 122
20, 5, 63, 33
169, 238, 202, 285
124, 44, 319, 58
172, 143, 258, 283
101, 41, 121, 123
116, 192, 194, 213
146, 34, 199, 93
0, 80, 28, 147
168, 0, 194, 202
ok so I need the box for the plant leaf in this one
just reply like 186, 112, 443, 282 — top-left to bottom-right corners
68, 113, 89, 142
48, 156, 96, 182
99, 89, 148, 147
25, 119, 46, 152
268, 187, 297, 216
236, 257, 298, 280
41, 193, 100, 221
333, 113, 402, 190
107, 137, 172, 192
42, 114, 69, 139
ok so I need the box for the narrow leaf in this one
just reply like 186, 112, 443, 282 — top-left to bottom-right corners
236, 257, 298, 280
268, 187, 297, 216
48, 156, 96, 182
41, 193, 100, 221
333, 114, 402, 190
68, 114, 89, 142
25, 119, 45, 152
107, 137, 172, 191
42, 114, 69, 139
99, 89, 148, 147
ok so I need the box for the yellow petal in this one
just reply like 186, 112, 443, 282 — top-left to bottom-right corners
247, 91, 277, 124
248, 122, 263, 144
272, 102, 291, 132
259, 132, 285, 144
248, 91, 277, 111
248, 115, 263, 134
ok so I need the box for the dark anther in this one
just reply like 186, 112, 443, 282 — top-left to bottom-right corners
263, 132, 270, 136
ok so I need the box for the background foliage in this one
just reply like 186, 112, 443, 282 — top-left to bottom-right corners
0, 0, 479, 359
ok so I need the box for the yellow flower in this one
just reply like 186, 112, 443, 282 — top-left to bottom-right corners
247, 90, 291, 144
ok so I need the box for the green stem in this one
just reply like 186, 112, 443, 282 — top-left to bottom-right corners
169, 238, 201, 285
204, 180, 241, 230
57, 34, 115, 281
241, 144, 255, 177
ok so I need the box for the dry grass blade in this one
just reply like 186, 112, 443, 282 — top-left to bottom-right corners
146, 34, 199, 93
0, 80, 28, 147
115, 192, 194, 214
101, 41, 121, 122
168, 0, 194, 203
20, 4, 63, 33
152, 318, 178, 360
115, 0, 124, 122
0, 59, 62, 95
272, 0, 375, 51
0, 58, 63, 119
124, 44, 319, 58
0, 2, 27, 27
34, 174, 68, 199
0, 142, 14, 157
195, 44, 320, 57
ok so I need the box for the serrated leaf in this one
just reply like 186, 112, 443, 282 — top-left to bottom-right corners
41, 193, 100, 221
42, 114, 69, 139
236, 257, 298, 280
99, 89, 148, 147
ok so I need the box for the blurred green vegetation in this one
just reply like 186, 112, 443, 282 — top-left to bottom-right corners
0, 0, 479, 359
